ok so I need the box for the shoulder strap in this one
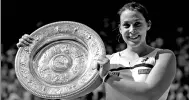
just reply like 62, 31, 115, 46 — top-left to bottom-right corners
154, 48, 162, 60
146, 48, 161, 59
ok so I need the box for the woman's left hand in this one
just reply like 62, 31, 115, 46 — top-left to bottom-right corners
95, 56, 110, 79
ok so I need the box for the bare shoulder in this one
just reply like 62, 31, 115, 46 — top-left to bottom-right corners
156, 49, 176, 60
155, 48, 177, 70
158, 49, 175, 54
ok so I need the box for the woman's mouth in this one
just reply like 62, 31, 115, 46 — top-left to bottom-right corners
127, 35, 141, 41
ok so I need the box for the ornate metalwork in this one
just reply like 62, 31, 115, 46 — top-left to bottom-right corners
15, 21, 106, 99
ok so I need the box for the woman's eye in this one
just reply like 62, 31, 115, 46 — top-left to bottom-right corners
123, 23, 130, 28
134, 22, 141, 27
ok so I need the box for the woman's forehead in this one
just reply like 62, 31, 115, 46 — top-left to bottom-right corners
120, 10, 144, 22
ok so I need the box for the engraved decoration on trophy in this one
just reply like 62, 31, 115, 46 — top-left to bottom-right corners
15, 21, 106, 99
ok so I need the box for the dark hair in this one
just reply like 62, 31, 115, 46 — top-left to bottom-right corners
118, 2, 150, 22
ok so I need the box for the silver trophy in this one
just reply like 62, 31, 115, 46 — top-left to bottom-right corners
15, 21, 106, 99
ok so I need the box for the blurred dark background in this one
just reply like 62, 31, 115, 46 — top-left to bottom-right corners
2, 0, 187, 51
1, 0, 189, 100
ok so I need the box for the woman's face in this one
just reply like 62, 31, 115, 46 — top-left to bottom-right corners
120, 9, 150, 47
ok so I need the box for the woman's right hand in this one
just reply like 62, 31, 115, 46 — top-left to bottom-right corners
16, 34, 34, 48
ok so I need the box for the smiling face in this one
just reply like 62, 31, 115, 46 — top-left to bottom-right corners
120, 9, 150, 47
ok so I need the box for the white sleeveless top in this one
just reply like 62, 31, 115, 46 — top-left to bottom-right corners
105, 48, 170, 100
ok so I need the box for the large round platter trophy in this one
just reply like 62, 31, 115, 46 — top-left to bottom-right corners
15, 21, 106, 99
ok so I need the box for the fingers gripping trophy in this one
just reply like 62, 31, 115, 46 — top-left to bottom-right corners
15, 21, 109, 100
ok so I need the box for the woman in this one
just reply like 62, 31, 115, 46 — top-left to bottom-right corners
96, 2, 176, 100
17, 2, 176, 100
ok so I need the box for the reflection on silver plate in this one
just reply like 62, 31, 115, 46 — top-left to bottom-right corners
15, 21, 106, 99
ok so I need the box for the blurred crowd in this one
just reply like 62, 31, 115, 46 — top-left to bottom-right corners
1, 18, 189, 100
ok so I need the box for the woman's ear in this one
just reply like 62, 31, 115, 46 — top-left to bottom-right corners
147, 20, 151, 30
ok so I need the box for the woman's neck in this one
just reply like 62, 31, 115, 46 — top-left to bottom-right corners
122, 44, 154, 58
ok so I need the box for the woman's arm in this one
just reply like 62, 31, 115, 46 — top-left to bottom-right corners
106, 49, 176, 100
75, 54, 112, 98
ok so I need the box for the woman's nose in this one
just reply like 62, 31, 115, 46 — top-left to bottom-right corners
129, 25, 135, 33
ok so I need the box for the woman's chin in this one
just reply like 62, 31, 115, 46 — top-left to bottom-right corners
127, 41, 142, 47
